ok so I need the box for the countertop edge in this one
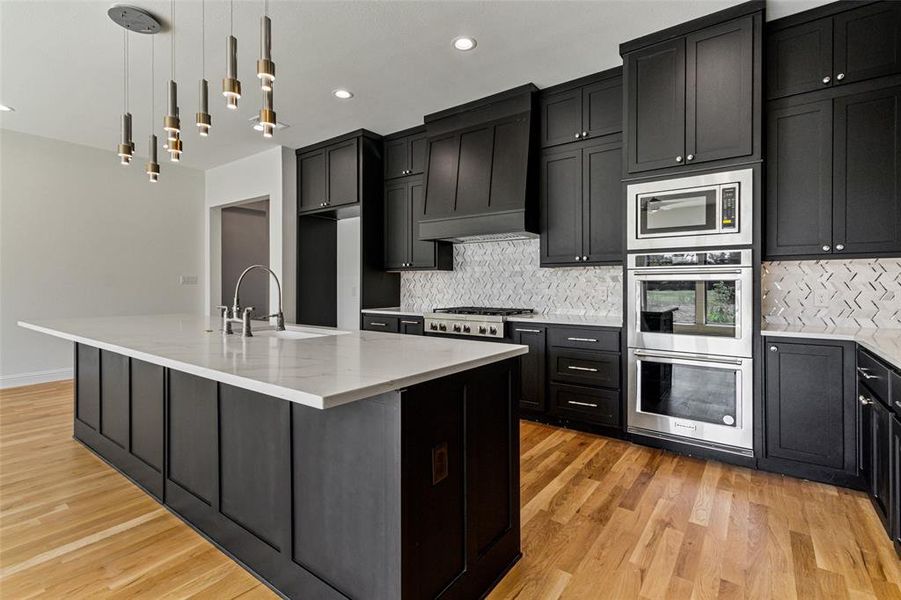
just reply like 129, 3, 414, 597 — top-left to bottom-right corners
360, 309, 623, 328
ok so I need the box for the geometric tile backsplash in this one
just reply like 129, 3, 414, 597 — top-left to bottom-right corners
400, 239, 623, 317
762, 258, 901, 329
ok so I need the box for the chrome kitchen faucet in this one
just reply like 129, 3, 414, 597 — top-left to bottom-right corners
218, 265, 286, 337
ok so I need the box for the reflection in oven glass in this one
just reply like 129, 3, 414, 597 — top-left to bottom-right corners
640, 362, 737, 426
640, 280, 736, 337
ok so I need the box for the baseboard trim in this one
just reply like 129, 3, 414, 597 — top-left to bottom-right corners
0, 368, 73, 389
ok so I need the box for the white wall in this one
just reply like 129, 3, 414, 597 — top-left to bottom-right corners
204, 146, 296, 322
0, 130, 205, 387
337, 217, 361, 330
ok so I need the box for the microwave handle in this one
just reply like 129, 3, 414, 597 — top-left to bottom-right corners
633, 349, 743, 366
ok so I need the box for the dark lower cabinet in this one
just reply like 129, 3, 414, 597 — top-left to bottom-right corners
100, 350, 129, 449
398, 317, 423, 336
860, 383, 893, 535
362, 314, 423, 335
761, 339, 860, 487
510, 325, 546, 412
891, 415, 901, 554
76, 344, 100, 430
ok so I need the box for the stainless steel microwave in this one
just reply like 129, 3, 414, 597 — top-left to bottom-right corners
626, 168, 753, 251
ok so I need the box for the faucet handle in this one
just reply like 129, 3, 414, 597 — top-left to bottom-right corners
242, 306, 255, 315
217, 305, 233, 334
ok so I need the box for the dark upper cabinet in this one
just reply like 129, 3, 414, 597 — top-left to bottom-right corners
384, 129, 427, 180
765, 98, 833, 257
510, 324, 546, 412
766, 86, 901, 259
626, 37, 686, 173
540, 138, 623, 267
539, 73, 622, 148
298, 149, 327, 213
767, 2, 901, 100
384, 176, 451, 271
325, 138, 358, 207
297, 132, 379, 214
762, 339, 859, 483
832, 85, 901, 255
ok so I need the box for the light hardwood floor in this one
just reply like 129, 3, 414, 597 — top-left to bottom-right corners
1, 381, 898, 599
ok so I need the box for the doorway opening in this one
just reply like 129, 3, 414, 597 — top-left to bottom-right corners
221, 199, 270, 320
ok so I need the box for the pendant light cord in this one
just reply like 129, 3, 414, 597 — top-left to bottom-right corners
151, 35, 155, 129
265, 0, 269, 18
201, 0, 205, 78
123, 30, 127, 113
230, 0, 234, 36
170, 0, 175, 79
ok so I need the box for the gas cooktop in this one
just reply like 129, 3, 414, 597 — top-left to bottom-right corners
433, 307, 534, 317
425, 307, 535, 339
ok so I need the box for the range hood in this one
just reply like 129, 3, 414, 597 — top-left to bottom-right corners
418, 85, 539, 243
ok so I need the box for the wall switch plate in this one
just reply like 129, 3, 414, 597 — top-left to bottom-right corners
179, 275, 198, 285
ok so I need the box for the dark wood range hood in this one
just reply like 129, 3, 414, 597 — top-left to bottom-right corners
418, 84, 540, 243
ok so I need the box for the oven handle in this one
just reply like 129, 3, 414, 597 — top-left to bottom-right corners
631, 268, 744, 277
633, 349, 743, 366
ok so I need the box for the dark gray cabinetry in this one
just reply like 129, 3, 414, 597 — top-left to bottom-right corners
892, 414, 901, 554
862, 391, 892, 533
398, 317, 423, 336
623, 12, 758, 174
298, 132, 376, 214
510, 324, 547, 412
384, 176, 452, 271
761, 338, 860, 487
384, 129, 427, 180
767, 2, 901, 100
539, 74, 622, 148
76, 344, 100, 430
362, 314, 400, 333
765, 86, 901, 259
540, 138, 623, 266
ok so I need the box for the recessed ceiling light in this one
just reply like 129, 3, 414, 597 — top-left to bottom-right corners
453, 36, 477, 52
0, 104, 15, 112
333, 89, 353, 100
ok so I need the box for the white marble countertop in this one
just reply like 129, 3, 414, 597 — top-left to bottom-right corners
361, 308, 622, 328
762, 324, 901, 370
19, 315, 527, 410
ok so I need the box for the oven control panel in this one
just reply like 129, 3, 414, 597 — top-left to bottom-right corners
720, 184, 738, 231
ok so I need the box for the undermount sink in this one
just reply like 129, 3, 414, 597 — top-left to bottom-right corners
253, 329, 326, 340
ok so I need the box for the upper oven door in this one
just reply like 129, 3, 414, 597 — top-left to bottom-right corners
626, 168, 754, 251
627, 266, 753, 358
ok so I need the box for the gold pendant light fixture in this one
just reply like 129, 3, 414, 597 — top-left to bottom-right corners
117, 30, 135, 166
196, 0, 211, 136
164, 0, 182, 162
222, 0, 241, 110
258, 0, 276, 138
147, 35, 160, 183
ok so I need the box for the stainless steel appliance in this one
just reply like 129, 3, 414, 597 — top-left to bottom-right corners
626, 168, 753, 250
626, 250, 753, 358
626, 249, 754, 455
424, 307, 534, 339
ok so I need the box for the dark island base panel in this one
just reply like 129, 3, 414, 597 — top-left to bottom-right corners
72, 342, 521, 600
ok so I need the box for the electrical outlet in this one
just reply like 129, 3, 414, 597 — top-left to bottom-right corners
179, 275, 198, 285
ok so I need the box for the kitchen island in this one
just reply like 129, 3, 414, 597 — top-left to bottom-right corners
19, 315, 527, 600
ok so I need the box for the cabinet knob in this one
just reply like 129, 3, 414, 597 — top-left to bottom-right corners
574, 132, 581, 139
822, 244, 831, 252
859, 395, 872, 406
675, 155, 683, 163
822, 75, 831, 84
582, 131, 588, 137
769, 345, 778, 352
574, 256, 581, 262
835, 243, 845, 251
836, 73, 845, 81
686, 154, 694, 161
582, 255, 588, 261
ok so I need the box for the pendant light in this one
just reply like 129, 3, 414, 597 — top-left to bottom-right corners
147, 35, 160, 183
260, 89, 275, 138
257, 0, 274, 92
222, 0, 241, 110
196, 0, 211, 136
117, 30, 135, 165
163, 0, 181, 161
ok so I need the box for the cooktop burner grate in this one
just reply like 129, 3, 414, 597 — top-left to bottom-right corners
432, 307, 535, 317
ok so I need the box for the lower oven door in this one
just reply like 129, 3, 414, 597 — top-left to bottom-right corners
628, 348, 753, 453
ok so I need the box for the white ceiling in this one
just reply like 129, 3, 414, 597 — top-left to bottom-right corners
0, 0, 831, 170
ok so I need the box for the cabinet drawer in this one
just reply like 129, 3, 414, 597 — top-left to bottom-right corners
399, 317, 424, 336
548, 348, 619, 388
858, 349, 890, 402
362, 315, 399, 333
549, 384, 620, 427
547, 326, 620, 352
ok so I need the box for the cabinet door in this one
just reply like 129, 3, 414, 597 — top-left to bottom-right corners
399, 317, 424, 336
766, 19, 833, 99
326, 138, 359, 207
384, 138, 408, 180
510, 325, 546, 411
540, 88, 582, 148
540, 146, 582, 265
891, 416, 901, 552
627, 38, 686, 173
76, 344, 100, 430
409, 132, 427, 176
765, 342, 853, 471
423, 133, 460, 219
765, 99, 833, 258
834, 2, 901, 86
298, 149, 327, 213
409, 179, 436, 268
686, 17, 754, 165
100, 350, 129, 449
582, 139, 623, 264
583, 78, 623, 139
870, 399, 892, 533
833, 86, 901, 256
130, 359, 164, 473
384, 180, 408, 269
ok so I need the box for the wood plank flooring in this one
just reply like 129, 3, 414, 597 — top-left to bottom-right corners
1, 381, 898, 599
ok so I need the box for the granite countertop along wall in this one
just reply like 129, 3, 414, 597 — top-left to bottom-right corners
399, 240, 623, 323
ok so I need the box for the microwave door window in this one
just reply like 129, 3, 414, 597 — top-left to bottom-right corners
639, 361, 738, 427
640, 280, 737, 337
640, 190, 717, 236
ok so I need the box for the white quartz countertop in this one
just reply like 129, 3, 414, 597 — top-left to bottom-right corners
19, 315, 527, 410
361, 308, 622, 328
762, 324, 901, 370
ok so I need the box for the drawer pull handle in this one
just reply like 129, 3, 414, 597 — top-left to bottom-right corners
567, 365, 598, 372
515, 328, 541, 333
567, 337, 597, 343
400, 320, 419, 325
369, 322, 387, 327
857, 367, 878, 380
567, 400, 598, 408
